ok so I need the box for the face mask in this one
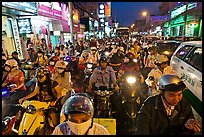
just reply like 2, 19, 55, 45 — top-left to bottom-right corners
49, 61, 55, 66
57, 68, 65, 73
68, 118, 92, 135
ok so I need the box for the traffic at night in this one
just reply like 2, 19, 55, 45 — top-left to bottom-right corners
2, 2, 202, 135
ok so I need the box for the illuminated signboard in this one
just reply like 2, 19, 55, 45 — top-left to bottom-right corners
105, 2, 111, 17
2, 2, 37, 14
73, 9, 79, 23
171, 2, 197, 19
17, 18, 32, 34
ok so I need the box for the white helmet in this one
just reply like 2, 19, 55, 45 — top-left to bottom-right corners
90, 46, 97, 50
5, 59, 18, 68
155, 54, 169, 64
55, 60, 67, 69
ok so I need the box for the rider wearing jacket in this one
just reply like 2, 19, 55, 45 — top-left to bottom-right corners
135, 75, 201, 135
52, 94, 109, 135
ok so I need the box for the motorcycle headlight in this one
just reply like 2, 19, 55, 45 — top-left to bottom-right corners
26, 105, 36, 114
127, 77, 136, 84
105, 51, 110, 56
133, 59, 137, 63
163, 51, 170, 55
87, 64, 93, 69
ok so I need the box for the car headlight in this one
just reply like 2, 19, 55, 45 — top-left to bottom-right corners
105, 51, 110, 56
26, 105, 36, 114
127, 77, 136, 84
87, 64, 93, 69
163, 51, 170, 55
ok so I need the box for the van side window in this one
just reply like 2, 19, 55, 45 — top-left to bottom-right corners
186, 47, 202, 71
175, 45, 193, 60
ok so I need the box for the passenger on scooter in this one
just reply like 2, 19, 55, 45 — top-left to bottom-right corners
109, 46, 125, 75
11, 51, 21, 68
52, 94, 110, 135
33, 50, 49, 67
47, 56, 60, 75
25, 47, 38, 63
52, 60, 72, 103
89, 46, 100, 67
2, 59, 30, 104
19, 67, 63, 127
135, 75, 201, 135
145, 54, 176, 96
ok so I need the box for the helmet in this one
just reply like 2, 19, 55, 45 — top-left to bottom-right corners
5, 59, 18, 68
90, 46, 97, 50
157, 75, 186, 92
49, 56, 60, 63
126, 51, 135, 58
155, 54, 169, 64
62, 94, 94, 117
36, 66, 49, 77
55, 60, 67, 69
99, 56, 108, 63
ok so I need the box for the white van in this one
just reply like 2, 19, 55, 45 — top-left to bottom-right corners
170, 41, 202, 117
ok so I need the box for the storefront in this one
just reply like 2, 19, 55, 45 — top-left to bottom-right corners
166, 2, 202, 37
36, 2, 63, 52
2, 2, 37, 59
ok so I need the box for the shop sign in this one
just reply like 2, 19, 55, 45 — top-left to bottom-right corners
104, 2, 111, 17
11, 19, 23, 59
38, 2, 62, 20
73, 9, 79, 24
98, 3, 105, 18
171, 2, 197, 19
2, 2, 37, 14
61, 3, 70, 32
16, 18, 32, 34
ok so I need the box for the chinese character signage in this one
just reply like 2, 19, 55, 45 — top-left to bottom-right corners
17, 18, 32, 34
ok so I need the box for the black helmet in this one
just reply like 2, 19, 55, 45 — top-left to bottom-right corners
99, 56, 108, 63
157, 75, 186, 92
62, 94, 94, 117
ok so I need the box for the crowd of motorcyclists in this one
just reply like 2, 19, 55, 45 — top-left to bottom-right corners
2, 36, 201, 135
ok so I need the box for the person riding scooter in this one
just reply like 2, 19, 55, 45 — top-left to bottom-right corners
19, 67, 64, 129
52, 94, 110, 135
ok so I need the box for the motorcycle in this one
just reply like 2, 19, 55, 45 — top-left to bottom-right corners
18, 100, 57, 135
118, 72, 144, 134
93, 87, 115, 118
2, 116, 18, 135
18, 90, 74, 135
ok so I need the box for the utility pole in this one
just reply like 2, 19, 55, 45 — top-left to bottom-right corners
69, 2, 74, 45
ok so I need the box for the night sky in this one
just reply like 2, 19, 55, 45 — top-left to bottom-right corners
111, 2, 162, 27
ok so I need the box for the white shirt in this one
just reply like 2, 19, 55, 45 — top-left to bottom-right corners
52, 121, 110, 135
145, 66, 177, 96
